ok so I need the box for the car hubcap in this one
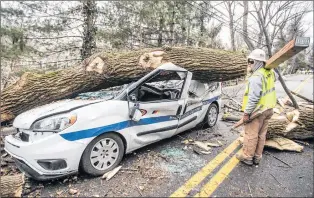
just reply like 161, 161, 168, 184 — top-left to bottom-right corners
90, 138, 119, 171
208, 106, 217, 126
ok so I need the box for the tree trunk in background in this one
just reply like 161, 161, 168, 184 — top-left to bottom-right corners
252, 1, 299, 109
158, 16, 164, 47
1, 47, 247, 123
169, 1, 176, 46
242, 1, 254, 51
226, 2, 236, 51
81, 0, 97, 60
198, 2, 206, 47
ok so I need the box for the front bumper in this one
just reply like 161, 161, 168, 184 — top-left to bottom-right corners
14, 158, 75, 181
5, 133, 86, 181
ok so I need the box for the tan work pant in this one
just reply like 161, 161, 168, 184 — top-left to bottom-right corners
242, 109, 274, 160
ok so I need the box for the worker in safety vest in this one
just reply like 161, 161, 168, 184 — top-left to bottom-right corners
236, 49, 276, 166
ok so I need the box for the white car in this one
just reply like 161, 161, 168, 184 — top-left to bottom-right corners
5, 63, 221, 180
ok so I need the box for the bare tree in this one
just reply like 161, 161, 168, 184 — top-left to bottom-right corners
224, 1, 236, 51
239, 1, 312, 109
242, 1, 254, 51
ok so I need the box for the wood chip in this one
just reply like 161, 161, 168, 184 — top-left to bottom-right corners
265, 137, 303, 152
68, 189, 78, 195
102, 166, 122, 181
199, 150, 211, 155
205, 142, 221, 147
193, 141, 211, 151
1, 152, 8, 158
56, 190, 64, 196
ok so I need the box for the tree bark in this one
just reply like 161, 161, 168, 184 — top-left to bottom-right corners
169, 1, 176, 46
1, 47, 247, 123
267, 105, 314, 140
225, 105, 313, 140
226, 1, 236, 51
158, 16, 164, 47
242, 1, 254, 51
81, 0, 97, 60
0, 174, 24, 197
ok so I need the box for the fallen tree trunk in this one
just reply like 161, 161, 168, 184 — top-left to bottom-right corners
223, 105, 313, 140
1, 47, 247, 123
267, 105, 314, 140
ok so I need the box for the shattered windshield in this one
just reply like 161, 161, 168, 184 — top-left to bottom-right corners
75, 84, 129, 100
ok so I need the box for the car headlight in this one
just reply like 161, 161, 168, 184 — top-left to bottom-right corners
32, 114, 77, 132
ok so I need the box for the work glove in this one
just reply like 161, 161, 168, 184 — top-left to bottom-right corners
243, 113, 250, 124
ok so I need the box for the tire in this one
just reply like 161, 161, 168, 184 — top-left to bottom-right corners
80, 133, 125, 176
204, 103, 219, 128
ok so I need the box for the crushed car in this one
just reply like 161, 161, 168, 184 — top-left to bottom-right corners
5, 63, 221, 180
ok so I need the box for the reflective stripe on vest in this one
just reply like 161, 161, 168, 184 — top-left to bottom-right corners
242, 68, 277, 112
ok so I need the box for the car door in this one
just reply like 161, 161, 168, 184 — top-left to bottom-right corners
175, 80, 204, 134
128, 70, 188, 145
175, 100, 203, 134
129, 100, 183, 141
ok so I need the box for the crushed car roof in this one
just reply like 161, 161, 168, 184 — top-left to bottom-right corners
157, 62, 187, 72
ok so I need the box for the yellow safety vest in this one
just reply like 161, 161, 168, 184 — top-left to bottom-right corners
242, 68, 276, 112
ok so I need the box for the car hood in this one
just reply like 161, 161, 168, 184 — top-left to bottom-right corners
13, 99, 103, 129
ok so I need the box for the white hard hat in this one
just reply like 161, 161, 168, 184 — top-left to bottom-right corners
247, 49, 267, 62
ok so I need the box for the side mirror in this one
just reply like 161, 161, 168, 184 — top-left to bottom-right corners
126, 88, 137, 102
129, 93, 137, 102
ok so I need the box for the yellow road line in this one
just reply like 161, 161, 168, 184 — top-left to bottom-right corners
194, 150, 242, 197
192, 77, 312, 197
170, 139, 241, 197
171, 76, 311, 198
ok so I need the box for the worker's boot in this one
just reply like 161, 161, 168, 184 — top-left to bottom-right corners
253, 157, 261, 165
236, 154, 253, 166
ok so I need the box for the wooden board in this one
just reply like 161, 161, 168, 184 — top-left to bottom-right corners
265, 37, 310, 69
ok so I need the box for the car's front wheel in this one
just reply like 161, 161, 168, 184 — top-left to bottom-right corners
80, 133, 124, 176
205, 103, 219, 128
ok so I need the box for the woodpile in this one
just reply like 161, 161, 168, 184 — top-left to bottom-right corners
267, 104, 314, 140
223, 95, 314, 152
1, 47, 247, 123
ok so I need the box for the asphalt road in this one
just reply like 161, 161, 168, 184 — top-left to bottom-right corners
31, 74, 313, 197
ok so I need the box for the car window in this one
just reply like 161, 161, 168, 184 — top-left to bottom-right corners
135, 70, 187, 102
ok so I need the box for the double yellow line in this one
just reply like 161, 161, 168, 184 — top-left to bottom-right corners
170, 140, 241, 197
170, 75, 312, 197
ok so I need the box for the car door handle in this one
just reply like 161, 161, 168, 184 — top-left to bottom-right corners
176, 105, 182, 116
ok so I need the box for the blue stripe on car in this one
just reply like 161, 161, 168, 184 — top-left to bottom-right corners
60, 116, 172, 141
60, 96, 219, 141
